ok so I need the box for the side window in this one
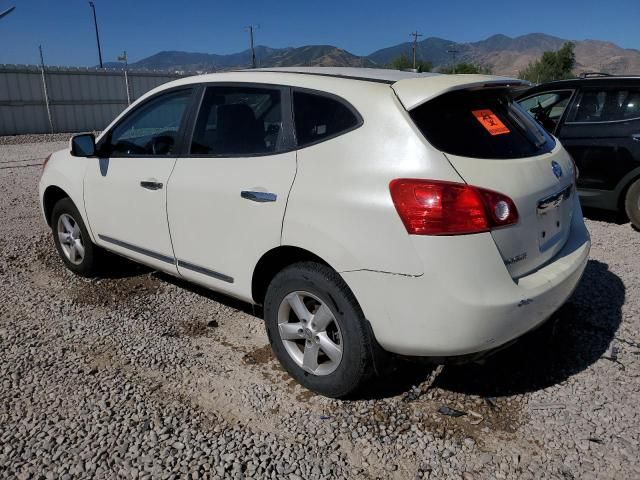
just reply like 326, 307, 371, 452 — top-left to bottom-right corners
517, 91, 573, 132
109, 89, 192, 156
293, 91, 360, 147
190, 86, 283, 156
619, 90, 640, 120
566, 89, 640, 123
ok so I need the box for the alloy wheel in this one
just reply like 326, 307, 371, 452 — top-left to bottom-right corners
57, 213, 85, 265
277, 291, 343, 376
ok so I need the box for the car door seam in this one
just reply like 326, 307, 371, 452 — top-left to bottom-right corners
165, 157, 180, 267
280, 150, 299, 244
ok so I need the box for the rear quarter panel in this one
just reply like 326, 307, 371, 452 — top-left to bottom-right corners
281, 86, 464, 275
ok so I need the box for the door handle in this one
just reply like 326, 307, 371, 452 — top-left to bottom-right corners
140, 180, 163, 190
241, 191, 277, 203
632, 133, 640, 142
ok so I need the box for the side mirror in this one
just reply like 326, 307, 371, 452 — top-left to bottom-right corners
70, 133, 96, 157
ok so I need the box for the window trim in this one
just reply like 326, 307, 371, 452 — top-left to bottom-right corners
564, 87, 640, 125
97, 86, 197, 158
518, 88, 576, 135
291, 86, 364, 149
182, 82, 296, 158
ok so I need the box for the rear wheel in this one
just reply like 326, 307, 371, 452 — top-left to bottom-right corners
51, 197, 100, 276
624, 178, 640, 230
264, 262, 376, 398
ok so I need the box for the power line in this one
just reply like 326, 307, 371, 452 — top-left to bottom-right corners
410, 31, 423, 70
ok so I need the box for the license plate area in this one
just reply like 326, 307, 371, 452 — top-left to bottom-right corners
537, 185, 572, 251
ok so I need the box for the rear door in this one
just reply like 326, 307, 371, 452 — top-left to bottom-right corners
557, 86, 640, 193
167, 84, 297, 299
400, 86, 576, 279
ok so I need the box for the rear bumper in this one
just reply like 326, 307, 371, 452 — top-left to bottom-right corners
341, 204, 590, 357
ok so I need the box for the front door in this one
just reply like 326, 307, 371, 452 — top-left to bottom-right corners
84, 88, 194, 271
167, 85, 297, 299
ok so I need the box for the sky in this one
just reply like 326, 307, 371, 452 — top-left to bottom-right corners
0, 0, 639, 66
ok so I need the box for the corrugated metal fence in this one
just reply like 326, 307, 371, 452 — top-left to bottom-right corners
0, 65, 189, 135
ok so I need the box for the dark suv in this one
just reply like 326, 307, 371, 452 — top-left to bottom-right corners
517, 75, 640, 228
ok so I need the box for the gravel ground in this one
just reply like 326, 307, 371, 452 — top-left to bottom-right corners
0, 133, 91, 146
1, 136, 639, 479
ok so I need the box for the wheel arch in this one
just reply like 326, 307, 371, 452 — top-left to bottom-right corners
251, 245, 334, 305
43, 185, 71, 226
616, 167, 640, 214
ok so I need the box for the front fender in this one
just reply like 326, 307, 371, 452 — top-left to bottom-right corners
39, 149, 94, 242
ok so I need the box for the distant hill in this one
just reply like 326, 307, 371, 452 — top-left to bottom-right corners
264, 45, 375, 67
117, 33, 640, 76
368, 33, 640, 76
124, 45, 374, 72
367, 37, 454, 66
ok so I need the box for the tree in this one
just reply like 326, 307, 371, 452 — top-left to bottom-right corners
389, 54, 432, 73
439, 62, 492, 74
518, 42, 576, 83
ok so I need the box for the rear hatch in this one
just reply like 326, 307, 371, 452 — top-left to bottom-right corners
393, 77, 576, 278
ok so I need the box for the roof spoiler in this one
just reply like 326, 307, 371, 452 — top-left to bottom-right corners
392, 75, 531, 110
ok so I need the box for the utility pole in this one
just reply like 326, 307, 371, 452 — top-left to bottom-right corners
0, 5, 16, 21
246, 25, 259, 69
447, 44, 459, 74
410, 31, 423, 70
117, 50, 128, 67
88, 1, 103, 68
118, 51, 131, 105
39, 45, 54, 134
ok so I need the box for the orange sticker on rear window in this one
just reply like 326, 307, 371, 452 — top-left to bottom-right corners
472, 109, 510, 136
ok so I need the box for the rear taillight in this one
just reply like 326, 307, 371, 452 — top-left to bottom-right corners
389, 179, 519, 235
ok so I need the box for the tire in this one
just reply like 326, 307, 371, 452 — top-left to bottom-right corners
264, 261, 376, 398
51, 197, 100, 276
624, 178, 640, 230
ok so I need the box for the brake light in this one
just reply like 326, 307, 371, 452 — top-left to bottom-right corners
389, 179, 519, 235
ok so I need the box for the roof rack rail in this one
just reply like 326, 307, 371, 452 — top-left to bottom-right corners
579, 72, 613, 78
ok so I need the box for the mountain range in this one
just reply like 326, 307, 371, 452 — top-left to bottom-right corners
106, 33, 640, 76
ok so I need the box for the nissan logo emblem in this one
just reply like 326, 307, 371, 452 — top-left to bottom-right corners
551, 161, 563, 179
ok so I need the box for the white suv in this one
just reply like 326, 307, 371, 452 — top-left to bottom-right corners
39, 67, 590, 397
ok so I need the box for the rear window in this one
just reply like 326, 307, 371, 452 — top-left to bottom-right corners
409, 89, 556, 159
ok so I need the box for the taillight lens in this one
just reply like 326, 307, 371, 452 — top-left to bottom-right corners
389, 179, 519, 235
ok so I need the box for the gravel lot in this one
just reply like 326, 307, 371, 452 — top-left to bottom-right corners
1, 136, 639, 479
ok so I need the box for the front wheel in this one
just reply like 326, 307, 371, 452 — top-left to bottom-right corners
624, 178, 640, 230
51, 197, 101, 276
264, 262, 376, 398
